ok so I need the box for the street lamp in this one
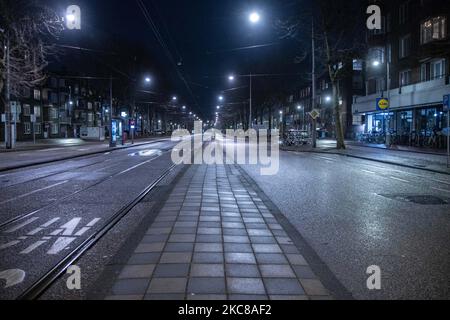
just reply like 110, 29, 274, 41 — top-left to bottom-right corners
145, 77, 151, 83
218, 95, 224, 101
325, 96, 332, 103
228, 75, 235, 81
249, 12, 261, 24
217, 105, 221, 110
172, 96, 177, 101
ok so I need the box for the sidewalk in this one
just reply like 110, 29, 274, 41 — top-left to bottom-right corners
0, 137, 168, 172
104, 164, 332, 300
283, 140, 450, 175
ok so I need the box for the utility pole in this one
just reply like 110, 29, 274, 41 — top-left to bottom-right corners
249, 73, 252, 130
311, 19, 317, 148
4, 32, 12, 149
109, 75, 115, 148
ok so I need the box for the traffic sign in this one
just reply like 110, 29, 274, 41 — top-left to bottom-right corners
443, 94, 450, 112
376, 98, 389, 111
309, 109, 320, 120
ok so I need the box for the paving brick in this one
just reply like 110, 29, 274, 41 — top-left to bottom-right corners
250, 236, 277, 244
148, 278, 187, 294
165, 243, 195, 252
223, 236, 250, 244
227, 278, 266, 295
259, 264, 296, 278
194, 243, 223, 253
255, 253, 289, 265
270, 295, 308, 300
197, 227, 222, 235
252, 244, 282, 254
169, 234, 196, 243
286, 254, 308, 266
299, 279, 329, 296
223, 228, 247, 236
188, 278, 226, 294
226, 264, 260, 278
153, 264, 190, 277
224, 243, 253, 253
160, 252, 192, 264
293, 265, 316, 279
263, 278, 305, 295
118, 264, 155, 279
112, 279, 150, 295
190, 264, 224, 277
225, 253, 256, 264
193, 252, 224, 264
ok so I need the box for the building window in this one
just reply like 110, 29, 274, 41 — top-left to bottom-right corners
431, 59, 446, 79
399, 34, 411, 58
421, 16, 447, 44
51, 123, 59, 135
50, 108, 58, 120
24, 122, 31, 135
23, 104, 31, 116
353, 59, 363, 71
33, 89, 41, 100
34, 106, 41, 118
399, 1, 410, 25
399, 69, 412, 86
420, 63, 429, 82
34, 123, 42, 134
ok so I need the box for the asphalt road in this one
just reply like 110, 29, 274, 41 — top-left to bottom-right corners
0, 138, 177, 300
240, 149, 450, 299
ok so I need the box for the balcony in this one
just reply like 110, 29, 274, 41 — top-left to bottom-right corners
352, 76, 450, 114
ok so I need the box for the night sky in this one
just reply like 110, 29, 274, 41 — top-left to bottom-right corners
48, 0, 311, 120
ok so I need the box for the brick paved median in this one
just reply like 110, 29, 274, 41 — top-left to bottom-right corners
105, 164, 332, 300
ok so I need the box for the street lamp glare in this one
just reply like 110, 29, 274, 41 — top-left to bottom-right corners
228, 75, 235, 81
249, 12, 260, 24
325, 96, 332, 102
66, 14, 76, 22
297, 105, 302, 110
372, 60, 380, 67
145, 77, 151, 83
218, 96, 224, 101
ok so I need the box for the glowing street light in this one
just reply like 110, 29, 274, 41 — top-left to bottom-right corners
145, 77, 151, 83
325, 96, 332, 102
218, 96, 224, 101
228, 75, 235, 81
372, 60, 381, 67
217, 105, 221, 110
249, 12, 261, 24
172, 96, 177, 101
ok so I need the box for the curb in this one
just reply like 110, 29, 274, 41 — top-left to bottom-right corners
284, 149, 450, 176
345, 142, 447, 157
0, 138, 169, 173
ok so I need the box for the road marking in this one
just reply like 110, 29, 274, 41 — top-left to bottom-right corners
432, 179, 450, 186
20, 240, 47, 254
28, 218, 61, 236
118, 157, 160, 175
389, 176, 410, 183
47, 237, 76, 255
0, 241, 21, 250
5, 217, 40, 233
0, 269, 26, 288
432, 187, 450, 194
0, 180, 69, 205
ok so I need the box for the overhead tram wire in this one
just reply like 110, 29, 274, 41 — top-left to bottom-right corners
135, 0, 201, 115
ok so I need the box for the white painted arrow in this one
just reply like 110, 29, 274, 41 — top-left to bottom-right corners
0, 269, 26, 289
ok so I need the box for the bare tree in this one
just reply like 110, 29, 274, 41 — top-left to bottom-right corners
0, 0, 64, 98
276, 0, 366, 149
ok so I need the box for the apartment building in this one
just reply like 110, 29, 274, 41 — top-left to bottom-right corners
352, 0, 450, 148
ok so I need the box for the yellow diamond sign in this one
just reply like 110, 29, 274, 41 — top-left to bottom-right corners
309, 109, 320, 120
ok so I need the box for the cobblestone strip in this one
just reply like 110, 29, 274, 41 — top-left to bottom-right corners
105, 164, 332, 300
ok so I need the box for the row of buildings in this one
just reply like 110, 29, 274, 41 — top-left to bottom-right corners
235, 0, 449, 149
0, 76, 187, 145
